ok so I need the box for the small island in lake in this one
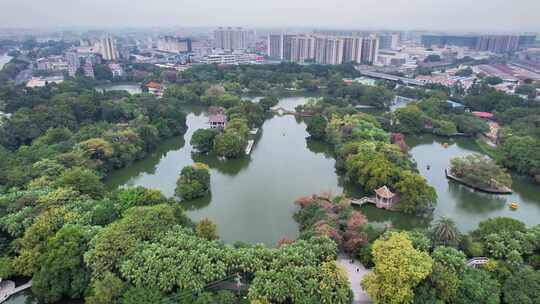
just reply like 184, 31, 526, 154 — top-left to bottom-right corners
446, 155, 512, 194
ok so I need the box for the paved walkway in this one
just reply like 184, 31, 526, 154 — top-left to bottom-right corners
0, 279, 32, 303
337, 254, 372, 304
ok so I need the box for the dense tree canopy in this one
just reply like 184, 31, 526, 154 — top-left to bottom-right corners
175, 163, 211, 201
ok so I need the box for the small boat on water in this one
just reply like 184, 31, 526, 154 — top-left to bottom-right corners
510, 202, 518, 210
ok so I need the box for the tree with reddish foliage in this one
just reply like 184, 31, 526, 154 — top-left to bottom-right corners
294, 195, 315, 208
318, 201, 334, 210
276, 237, 294, 248
391, 133, 409, 153
315, 222, 343, 245
347, 211, 368, 231
343, 231, 368, 254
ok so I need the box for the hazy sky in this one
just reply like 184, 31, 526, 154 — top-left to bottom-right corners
1, 0, 539, 32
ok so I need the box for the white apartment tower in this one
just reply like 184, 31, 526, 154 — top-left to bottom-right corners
214, 27, 248, 50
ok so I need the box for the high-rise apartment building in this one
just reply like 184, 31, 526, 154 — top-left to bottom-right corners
361, 36, 379, 64
66, 52, 80, 77
422, 34, 536, 54
342, 37, 363, 63
476, 35, 520, 54
282, 35, 295, 61
267, 34, 284, 59
214, 27, 248, 50
100, 35, 118, 61
290, 36, 316, 63
269, 33, 382, 65
378, 34, 399, 50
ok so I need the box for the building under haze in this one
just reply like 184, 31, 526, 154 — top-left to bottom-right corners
378, 34, 400, 50
157, 36, 192, 53
100, 34, 118, 61
361, 36, 379, 64
267, 34, 284, 59
214, 27, 248, 50
422, 33, 537, 54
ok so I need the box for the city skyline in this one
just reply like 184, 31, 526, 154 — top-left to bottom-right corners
1, 0, 539, 33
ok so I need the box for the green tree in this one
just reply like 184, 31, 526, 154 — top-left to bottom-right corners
502, 267, 540, 304
84, 204, 191, 277
485, 76, 503, 85
515, 84, 537, 99
259, 96, 279, 111
32, 225, 97, 303
94, 64, 113, 81
455, 268, 501, 304
85, 272, 126, 304
306, 115, 327, 140
429, 217, 461, 247
190, 129, 218, 153
214, 131, 246, 158
450, 155, 512, 189
394, 105, 428, 134
175, 163, 211, 200
122, 287, 163, 304
452, 114, 489, 135
56, 167, 105, 198
473, 217, 527, 240
432, 119, 457, 136
362, 232, 433, 304
394, 170, 437, 215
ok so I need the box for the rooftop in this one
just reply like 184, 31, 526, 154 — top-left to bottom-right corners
472, 111, 494, 119
145, 81, 162, 89
374, 186, 395, 199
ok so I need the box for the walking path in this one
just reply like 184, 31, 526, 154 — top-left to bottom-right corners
0, 279, 32, 303
337, 254, 372, 304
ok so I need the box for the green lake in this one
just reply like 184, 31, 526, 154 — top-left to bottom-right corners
106, 96, 540, 245
106, 97, 342, 245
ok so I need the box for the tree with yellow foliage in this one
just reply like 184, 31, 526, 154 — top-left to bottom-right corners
362, 232, 433, 304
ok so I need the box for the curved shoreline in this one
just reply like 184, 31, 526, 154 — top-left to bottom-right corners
445, 168, 513, 194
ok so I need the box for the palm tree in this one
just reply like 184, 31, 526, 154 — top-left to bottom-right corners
430, 216, 461, 247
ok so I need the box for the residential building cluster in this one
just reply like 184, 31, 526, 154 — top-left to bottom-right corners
213, 27, 251, 51
421, 33, 537, 54
267, 34, 381, 64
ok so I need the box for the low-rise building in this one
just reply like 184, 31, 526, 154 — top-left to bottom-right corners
208, 106, 227, 129
108, 63, 124, 77
144, 81, 163, 97
26, 76, 64, 88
